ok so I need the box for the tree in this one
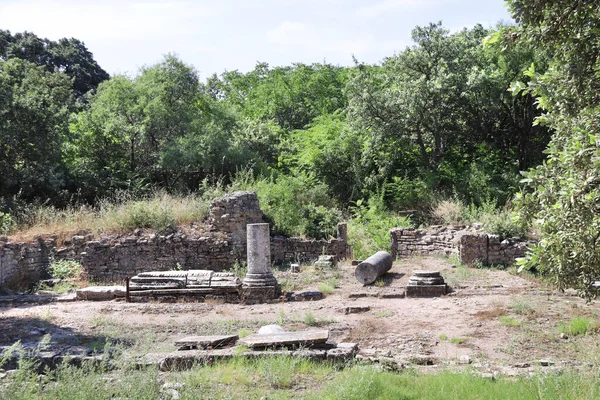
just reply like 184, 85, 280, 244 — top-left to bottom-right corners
508, 0, 600, 297
346, 22, 550, 207
0, 30, 109, 98
0, 58, 74, 202
69, 54, 251, 196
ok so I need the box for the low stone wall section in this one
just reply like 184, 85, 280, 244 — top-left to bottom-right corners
0, 192, 351, 287
391, 226, 533, 265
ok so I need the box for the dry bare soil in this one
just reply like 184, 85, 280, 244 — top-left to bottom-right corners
2, 256, 599, 375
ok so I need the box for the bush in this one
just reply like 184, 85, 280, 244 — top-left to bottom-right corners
558, 317, 593, 336
348, 193, 412, 260
0, 212, 14, 235
432, 199, 465, 225
385, 177, 433, 210
301, 204, 341, 240
230, 169, 340, 239
48, 259, 84, 280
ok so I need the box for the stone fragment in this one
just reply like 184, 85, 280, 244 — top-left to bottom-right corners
239, 330, 329, 349
257, 325, 286, 335
76, 286, 125, 301
174, 335, 238, 350
459, 355, 471, 364
354, 251, 393, 285
294, 290, 323, 301
315, 255, 336, 269
343, 306, 370, 314
379, 289, 405, 299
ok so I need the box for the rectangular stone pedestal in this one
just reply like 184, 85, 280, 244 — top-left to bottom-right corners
405, 284, 447, 298
241, 285, 281, 304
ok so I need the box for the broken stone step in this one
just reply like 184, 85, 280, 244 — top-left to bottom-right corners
379, 289, 405, 299
239, 330, 329, 349
174, 335, 238, 350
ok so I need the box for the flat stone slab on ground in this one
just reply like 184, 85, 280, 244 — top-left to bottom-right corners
174, 335, 238, 350
343, 306, 371, 314
76, 286, 125, 301
239, 330, 329, 349
140, 345, 353, 371
379, 289, 405, 299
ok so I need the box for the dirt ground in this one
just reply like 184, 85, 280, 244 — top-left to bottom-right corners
2, 256, 599, 374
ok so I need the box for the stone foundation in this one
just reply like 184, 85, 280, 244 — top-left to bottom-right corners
390, 226, 534, 266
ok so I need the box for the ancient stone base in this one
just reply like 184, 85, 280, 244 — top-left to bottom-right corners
241, 285, 281, 304
405, 284, 447, 298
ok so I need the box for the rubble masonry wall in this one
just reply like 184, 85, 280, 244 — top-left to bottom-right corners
390, 226, 533, 265
0, 192, 350, 287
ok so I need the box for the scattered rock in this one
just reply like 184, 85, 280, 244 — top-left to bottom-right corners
257, 325, 286, 335
537, 359, 555, 367
459, 355, 471, 365
343, 306, 371, 314
294, 291, 323, 301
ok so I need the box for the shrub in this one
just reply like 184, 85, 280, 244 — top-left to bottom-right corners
558, 317, 592, 336
0, 212, 14, 235
48, 259, 84, 280
304, 311, 316, 326
230, 169, 340, 239
385, 177, 434, 210
432, 199, 465, 225
348, 193, 412, 260
318, 283, 334, 295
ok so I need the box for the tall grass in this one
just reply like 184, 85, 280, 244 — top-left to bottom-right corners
9, 186, 226, 239
4, 350, 600, 400
432, 197, 527, 239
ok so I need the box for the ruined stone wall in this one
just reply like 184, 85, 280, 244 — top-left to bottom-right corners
390, 226, 468, 259
271, 236, 349, 265
0, 238, 54, 287
390, 226, 533, 265
0, 192, 350, 287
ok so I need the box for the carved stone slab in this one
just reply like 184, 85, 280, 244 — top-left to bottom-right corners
129, 270, 241, 291
239, 330, 329, 349
174, 334, 238, 350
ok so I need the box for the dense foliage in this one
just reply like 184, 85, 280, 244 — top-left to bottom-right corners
0, 22, 553, 243
507, 0, 600, 297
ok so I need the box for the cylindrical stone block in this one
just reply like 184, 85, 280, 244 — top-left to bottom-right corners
354, 251, 393, 285
243, 223, 277, 287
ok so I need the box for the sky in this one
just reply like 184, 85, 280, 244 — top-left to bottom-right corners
0, 0, 513, 80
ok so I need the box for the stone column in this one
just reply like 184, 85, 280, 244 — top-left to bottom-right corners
243, 223, 277, 287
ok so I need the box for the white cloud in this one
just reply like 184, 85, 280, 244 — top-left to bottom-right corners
0, 0, 225, 41
356, 0, 455, 19
266, 21, 370, 59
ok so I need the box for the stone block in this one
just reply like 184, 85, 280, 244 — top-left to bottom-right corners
76, 286, 125, 301
405, 284, 447, 298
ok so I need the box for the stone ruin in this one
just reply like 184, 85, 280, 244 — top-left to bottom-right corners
127, 223, 281, 303
0, 191, 351, 289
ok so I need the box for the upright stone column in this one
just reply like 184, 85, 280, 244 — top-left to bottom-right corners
243, 223, 277, 287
